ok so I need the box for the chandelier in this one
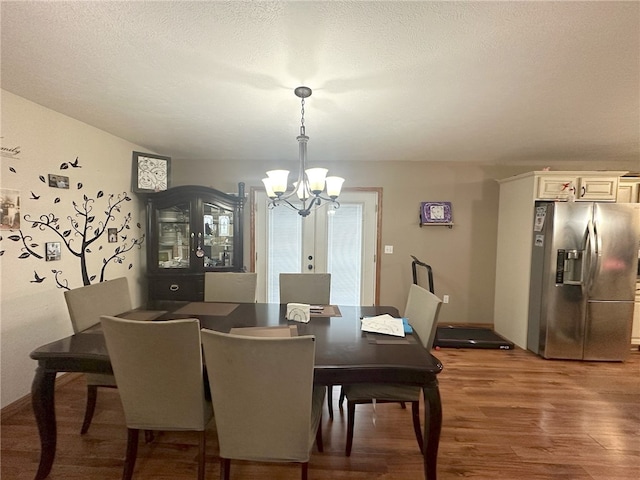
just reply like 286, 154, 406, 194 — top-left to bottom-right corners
262, 86, 344, 217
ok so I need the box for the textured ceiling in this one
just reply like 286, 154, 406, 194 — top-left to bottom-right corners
1, 1, 639, 168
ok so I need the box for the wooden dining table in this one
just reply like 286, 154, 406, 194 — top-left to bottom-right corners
29, 301, 444, 479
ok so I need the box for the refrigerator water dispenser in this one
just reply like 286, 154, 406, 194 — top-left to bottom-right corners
555, 249, 584, 285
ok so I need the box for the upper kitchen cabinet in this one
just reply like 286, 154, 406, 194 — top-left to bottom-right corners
617, 176, 640, 203
534, 171, 626, 201
145, 183, 245, 301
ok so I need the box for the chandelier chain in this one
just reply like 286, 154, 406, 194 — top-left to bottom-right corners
300, 97, 306, 135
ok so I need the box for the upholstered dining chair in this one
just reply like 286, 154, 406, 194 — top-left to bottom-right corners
63, 277, 132, 434
279, 273, 338, 419
279, 273, 331, 305
342, 283, 443, 456
204, 271, 257, 303
201, 329, 324, 480
100, 316, 213, 480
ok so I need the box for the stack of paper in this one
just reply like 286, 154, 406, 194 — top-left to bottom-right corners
361, 314, 405, 337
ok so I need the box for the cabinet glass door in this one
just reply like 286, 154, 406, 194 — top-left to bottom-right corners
157, 203, 191, 269
202, 202, 234, 269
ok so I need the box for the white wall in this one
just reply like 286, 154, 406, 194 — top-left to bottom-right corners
0, 91, 148, 408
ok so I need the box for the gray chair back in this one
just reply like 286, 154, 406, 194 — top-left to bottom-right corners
403, 283, 443, 350
100, 316, 212, 431
201, 329, 322, 463
279, 273, 331, 305
204, 272, 257, 303
64, 277, 132, 332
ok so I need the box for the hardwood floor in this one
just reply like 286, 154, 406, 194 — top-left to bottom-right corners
2, 347, 639, 479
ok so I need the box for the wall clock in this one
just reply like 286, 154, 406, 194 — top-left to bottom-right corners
420, 201, 453, 226
132, 151, 171, 193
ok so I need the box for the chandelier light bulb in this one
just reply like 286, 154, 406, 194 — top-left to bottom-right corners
265, 170, 289, 196
305, 168, 328, 194
261, 178, 277, 199
325, 176, 345, 199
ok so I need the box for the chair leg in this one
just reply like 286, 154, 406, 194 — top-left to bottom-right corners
197, 430, 206, 480
144, 430, 155, 443
80, 385, 98, 434
315, 418, 324, 453
400, 401, 407, 409
220, 458, 230, 480
122, 428, 139, 480
327, 385, 334, 420
411, 401, 424, 453
301, 461, 309, 480
345, 401, 356, 456
338, 386, 345, 408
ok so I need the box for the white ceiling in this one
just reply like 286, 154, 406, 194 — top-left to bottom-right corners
1, 1, 639, 168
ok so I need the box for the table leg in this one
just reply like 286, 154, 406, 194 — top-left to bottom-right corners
422, 380, 442, 480
31, 366, 57, 480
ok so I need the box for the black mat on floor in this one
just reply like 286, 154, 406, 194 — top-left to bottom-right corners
434, 326, 514, 349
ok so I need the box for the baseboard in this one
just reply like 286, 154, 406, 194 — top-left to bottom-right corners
1, 372, 83, 421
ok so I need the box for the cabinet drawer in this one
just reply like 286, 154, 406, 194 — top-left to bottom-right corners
148, 275, 204, 301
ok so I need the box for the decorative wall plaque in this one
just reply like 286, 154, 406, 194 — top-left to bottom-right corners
132, 151, 171, 193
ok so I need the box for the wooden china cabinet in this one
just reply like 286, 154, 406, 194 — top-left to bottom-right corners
145, 183, 245, 301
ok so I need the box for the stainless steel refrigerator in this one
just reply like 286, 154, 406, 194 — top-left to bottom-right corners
527, 201, 640, 361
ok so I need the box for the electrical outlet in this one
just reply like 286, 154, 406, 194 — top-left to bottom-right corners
443, 295, 450, 304
384, 245, 393, 254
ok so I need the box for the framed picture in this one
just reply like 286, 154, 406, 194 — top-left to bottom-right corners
420, 201, 453, 225
107, 228, 118, 243
158, 249, 172, 263
0, 189, 20, 230
132, 151, 171, 193
45, 242, 61, 261
48, 174, 69, 189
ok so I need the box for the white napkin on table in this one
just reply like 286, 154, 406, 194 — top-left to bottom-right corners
286, 303, 311, 323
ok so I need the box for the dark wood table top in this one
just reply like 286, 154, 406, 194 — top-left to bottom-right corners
31, 302, 443, 385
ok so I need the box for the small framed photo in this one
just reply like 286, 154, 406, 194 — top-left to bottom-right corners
158, 249, 172, 263
45, 242, 61, 261
107, 228, 118, 243
48, 174, 69, 189
0, 189, 20, 230
132, 151, 171, 193
420, 201, 453, 225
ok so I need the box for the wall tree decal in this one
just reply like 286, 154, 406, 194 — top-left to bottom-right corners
2, 155, 145, 289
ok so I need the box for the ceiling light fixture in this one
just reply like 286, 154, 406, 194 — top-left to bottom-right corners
262, 86, 344, 217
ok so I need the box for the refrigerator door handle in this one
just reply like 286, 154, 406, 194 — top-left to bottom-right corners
586, 218, 598, 293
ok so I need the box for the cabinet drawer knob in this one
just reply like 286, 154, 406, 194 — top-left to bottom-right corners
169, 284, 179, 292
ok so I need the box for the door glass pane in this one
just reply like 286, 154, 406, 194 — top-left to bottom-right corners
327, 204, 363, 305
266, 206, 302, 303
158, 204, 190, 269
203, 202, 234, 269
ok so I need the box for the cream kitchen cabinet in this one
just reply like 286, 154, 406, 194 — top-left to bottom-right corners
536, 172, 625, 202
617, 177, 640, 203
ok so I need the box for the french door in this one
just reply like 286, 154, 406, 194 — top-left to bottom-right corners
253, 190, 380, 305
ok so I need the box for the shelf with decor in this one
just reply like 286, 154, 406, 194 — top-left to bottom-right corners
145, 183, 245, 301
419, 201, 453, 228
